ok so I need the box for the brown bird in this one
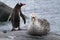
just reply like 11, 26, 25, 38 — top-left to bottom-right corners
8, 3, 26, 31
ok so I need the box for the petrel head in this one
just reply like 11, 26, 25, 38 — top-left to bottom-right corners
31, 13, 36, 22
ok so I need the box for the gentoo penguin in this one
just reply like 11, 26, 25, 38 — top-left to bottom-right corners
8, 3, 26, 31
27, 13, 50, 36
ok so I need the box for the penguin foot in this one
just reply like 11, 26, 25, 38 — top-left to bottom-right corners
18, 28, 21, 31
11, 29, 16, 31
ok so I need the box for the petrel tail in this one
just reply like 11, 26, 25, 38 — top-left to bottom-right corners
20, 13, 26, 24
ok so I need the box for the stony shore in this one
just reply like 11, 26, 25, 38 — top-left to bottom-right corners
0, 30, 60, 40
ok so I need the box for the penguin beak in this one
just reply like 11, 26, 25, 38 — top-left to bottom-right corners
22, 4, 26, 6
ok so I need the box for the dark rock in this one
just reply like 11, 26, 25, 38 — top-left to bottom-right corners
0, 2, 12, 22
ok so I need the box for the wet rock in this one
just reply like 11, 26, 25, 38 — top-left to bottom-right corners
5, 30, 60, 40
0, 2, 12, 22
0, 30, 60, 40
0, 31, 14, 40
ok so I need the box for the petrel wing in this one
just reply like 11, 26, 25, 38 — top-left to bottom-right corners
20, 13, 26, 24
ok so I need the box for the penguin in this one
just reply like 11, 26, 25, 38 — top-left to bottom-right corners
8, 3, 26, 31
27, 13, 50, 36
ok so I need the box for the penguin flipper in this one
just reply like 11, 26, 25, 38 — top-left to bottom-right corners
20, 13, 26, 24
7, 13, 12, 21
9, 17, 11, 21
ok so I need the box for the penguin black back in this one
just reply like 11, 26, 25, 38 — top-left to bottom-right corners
8, 3, 26, 31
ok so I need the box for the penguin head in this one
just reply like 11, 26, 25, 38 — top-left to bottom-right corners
15, 3, 26, 8
19, 3, 26, 6
17, 3, 26, 6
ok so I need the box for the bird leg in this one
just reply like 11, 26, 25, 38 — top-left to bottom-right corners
11, 28, 16, 31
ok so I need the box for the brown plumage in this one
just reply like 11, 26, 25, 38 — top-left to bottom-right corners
8, 3, 26, 31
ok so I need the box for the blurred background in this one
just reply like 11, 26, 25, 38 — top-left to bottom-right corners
0, 0, 60, 35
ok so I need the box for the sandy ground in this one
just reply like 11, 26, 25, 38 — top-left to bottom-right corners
0, 30, 60, 40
